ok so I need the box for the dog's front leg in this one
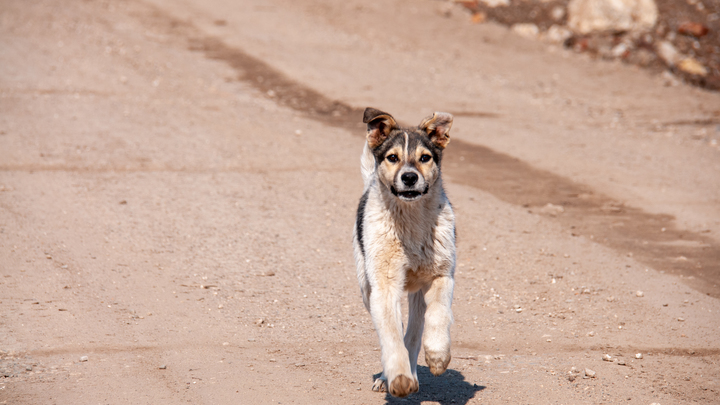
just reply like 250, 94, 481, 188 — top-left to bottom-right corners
405, 290, 426, 382
369, 279, 419, 397
423, 275, 454, 376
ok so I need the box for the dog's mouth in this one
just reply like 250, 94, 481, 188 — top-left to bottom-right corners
391, 186, 429, 201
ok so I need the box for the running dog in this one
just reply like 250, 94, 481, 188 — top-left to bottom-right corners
352, 107, 456, 397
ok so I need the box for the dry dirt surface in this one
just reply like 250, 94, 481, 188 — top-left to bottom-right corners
1, 0, 720, 404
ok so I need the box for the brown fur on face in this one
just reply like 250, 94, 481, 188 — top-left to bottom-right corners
364, 109, 452, 202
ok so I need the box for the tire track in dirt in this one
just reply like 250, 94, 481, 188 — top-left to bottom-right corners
128, 0, 720, 298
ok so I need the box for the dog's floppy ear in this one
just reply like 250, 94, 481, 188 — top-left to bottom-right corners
363, 107, 398, 149
419, 112, 453, 149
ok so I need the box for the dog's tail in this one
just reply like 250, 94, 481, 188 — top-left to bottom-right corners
360, 142, 375, 189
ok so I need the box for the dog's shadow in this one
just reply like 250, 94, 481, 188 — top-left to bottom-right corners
373, 366, 485, 405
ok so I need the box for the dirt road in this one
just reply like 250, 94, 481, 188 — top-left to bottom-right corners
1, 0, 719, 403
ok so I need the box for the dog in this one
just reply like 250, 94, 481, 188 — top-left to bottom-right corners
352, 107, 456, 397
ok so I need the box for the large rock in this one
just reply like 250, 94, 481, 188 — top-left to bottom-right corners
568, 0, 658, 34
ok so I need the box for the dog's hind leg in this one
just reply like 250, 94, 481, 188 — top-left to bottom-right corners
369, 283, 419, 397
405, 290, 426, 382
422, 276, 454, 376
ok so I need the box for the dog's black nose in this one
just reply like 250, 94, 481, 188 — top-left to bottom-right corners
401, 172, 418, 186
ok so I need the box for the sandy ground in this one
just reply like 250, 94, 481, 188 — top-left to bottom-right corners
1, 0, 720, 404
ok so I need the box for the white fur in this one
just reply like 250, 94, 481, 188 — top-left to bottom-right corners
353, 140, 456, 397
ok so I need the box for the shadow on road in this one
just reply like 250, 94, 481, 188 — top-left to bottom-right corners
372, 366, 485, 405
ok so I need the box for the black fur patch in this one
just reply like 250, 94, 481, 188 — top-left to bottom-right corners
356, 189, 369, 258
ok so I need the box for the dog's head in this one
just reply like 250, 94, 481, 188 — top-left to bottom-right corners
363, 107, 453, 202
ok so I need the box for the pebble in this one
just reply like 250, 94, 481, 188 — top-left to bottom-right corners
678, 21, 709, 38
568, 0, 658, 34
480, 0, 510, 7
635, 353, 643, 359
568, 374, 577, 382
611, 43, 629, 58
543, 25, 573, 44
677, 317, 685, 322
636, 291, 644, 297
80, 356, 88, 362
602, 354, 613, 362
617, 359, 626, 366
551, 6, 565, 21
584, 368, 596, 378
656, 41, 681, 66
255, 318, 265, 326
511, 23, 539, 39
587, 331, 595, 337
678, 58, 708, 76
539, 203, 565, 217
159, 365, 167, 370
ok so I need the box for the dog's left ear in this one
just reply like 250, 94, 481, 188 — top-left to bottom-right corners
419, 112, 453, 149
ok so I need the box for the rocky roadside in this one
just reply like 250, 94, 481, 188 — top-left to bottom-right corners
444, 0, 720, 91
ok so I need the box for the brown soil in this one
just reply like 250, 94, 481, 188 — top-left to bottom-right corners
1, 0, 719, 404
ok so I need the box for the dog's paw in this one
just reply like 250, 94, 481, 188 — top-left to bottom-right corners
425, 351, 451, 376
371, 377, 387, 392
388, 374, 419, 398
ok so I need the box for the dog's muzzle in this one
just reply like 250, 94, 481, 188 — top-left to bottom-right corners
391, 184, 429, 201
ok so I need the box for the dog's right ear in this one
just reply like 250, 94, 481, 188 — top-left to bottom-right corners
363, 107, 398, 149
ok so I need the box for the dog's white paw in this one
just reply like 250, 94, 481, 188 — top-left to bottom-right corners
425, 350, 451, 376
388, 374, 419, 397
371, 377, 387, 392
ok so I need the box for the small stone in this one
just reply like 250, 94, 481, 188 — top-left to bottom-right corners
159, 365, 167, 369
479, 0, 510, 7
568, 374, 577, 382
544, 25, 573, 44
587, 331, 595, 337
295, 363, 305, 367
247, 338, 256, 342
568, 0, 658, 34
678, 22, 709, 38
80, 356, 88, 362
636, 291, 644, 297
551, 6, 565, 21
25, 366, 33, 371
539, 203, 565, 217
602, 354, 613, 362
471, 12, 487, 24
678, 58, 708, 76
611, 43, 629, 58
677, 317, 685, 322
617, 359, 626, 366
635, 353, 643, 359
656, 41, 681, 66
511, 23, 540, 39
255, 318, 265, 326
584, 368, 596, 378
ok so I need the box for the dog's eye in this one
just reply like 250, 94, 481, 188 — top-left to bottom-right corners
386, 154, 399, 163
419, 154, 432, 163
